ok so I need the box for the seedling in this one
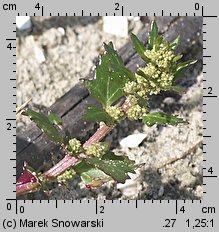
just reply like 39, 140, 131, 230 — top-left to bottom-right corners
16, 21, 196, 197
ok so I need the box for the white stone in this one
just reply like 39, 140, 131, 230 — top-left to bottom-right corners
16, 16, 32, 30
119, 133, 147, 148
57, 27, 65, 36
34, 46, 46, 64
103, 16, 128, 37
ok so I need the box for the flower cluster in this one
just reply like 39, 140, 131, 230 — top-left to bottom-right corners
127, 104, 148, 121
105, 105, 125, 122
69, 138, 81, 155
85, 142, 108, 158
145, 43, 175, 69
57, 168, 76, 183
124, 41, 177, 98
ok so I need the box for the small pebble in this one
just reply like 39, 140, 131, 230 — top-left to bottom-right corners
16, 16, 32, 30
163, 97, 176, 105
57, 27, 65, 36
34, 46, 46, 64
103, 16, 128, 37
120, 133, 147, 148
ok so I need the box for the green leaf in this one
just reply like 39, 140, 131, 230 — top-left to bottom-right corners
173, 54, 183, 62
173, 60, 197, 82
154, 35, 163, 51
74, 160, 113, 188
176, 60, 197, 72
48, 112, 62, 126
136, 69, 158, 85
148, 21, 158, 50
84, 105, 114, 125
73, 160, 93, 173
173, 67, 187, 81
163, 85, 185, 94
130, 33, 150, 63
104, 42, 135, 81
85, 152, 136, 183
24, 109, 63, 144
85, 43, 129, 108
137, 96, 149, 108
81, 168, 113, 188
143, 112, 186, 126
170, 36, 180, 50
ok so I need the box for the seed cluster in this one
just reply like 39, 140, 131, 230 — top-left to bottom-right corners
145, 43, 175, 69
127, 104, 148, 121
105, 105, 125, 122
124, 42, 177, 97
57, 168, 76, 183
123, 41, 179, 120
85, 142, 108, 158
69, 138, 81, 155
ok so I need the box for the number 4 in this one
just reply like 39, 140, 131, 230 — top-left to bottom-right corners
7, 43, 12, 50
35, 3, 41, 10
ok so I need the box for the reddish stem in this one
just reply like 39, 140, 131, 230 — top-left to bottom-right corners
42, 155, 79, 180
83, 124, 113, 148
83, 98, 132, 148
16, 98, 132, 196
16, 182, 41, 197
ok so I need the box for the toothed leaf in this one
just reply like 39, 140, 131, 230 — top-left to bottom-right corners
81, 169, 113, 188
85, 42, 131, 107
85, 152, 136, 183
84, 105, 114, 125
74, 161, 113, 188
24, 109, 63, 144
104, 42, 135, 81
48, 112, 63, 126
143, 112, 186, 126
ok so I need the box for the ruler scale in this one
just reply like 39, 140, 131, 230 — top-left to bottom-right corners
0, 0, 218, 231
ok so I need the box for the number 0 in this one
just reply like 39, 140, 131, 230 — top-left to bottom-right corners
7, 203, 12, 210
195, 3, 199, 10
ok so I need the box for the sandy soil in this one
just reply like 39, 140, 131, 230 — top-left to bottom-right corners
17, 16, 203, 200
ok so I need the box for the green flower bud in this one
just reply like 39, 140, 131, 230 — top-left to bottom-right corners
105, 105, 125, 122
126, 95, 138, 105
144, 43, 175, 70
69, 138, 81, 155
57, 168, 76, 183
124, 81, 139, 95
85, 142, 108, 158
127, 104, 148, 121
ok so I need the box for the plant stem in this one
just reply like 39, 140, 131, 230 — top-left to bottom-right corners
42, 155, 79, 180
16, 182, 41, 197
83, 124, 113, 148
83, 98, 132, 147
16, 98, 132, 196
